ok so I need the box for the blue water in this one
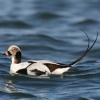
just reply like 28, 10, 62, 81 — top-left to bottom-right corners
0, 0, 100, 100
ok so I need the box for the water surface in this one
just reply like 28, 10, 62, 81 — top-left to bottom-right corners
0, 0, 100, 100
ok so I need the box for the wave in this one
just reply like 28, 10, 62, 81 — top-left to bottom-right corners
73, 19, 98, 26
0, 20, 31, 28
35, 12, 62, 19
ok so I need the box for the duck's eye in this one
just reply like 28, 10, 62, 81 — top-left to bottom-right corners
12, 48, 17, 52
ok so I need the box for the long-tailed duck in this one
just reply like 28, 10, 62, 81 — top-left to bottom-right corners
4, 32, 98, 76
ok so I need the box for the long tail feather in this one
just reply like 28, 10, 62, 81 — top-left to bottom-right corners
67, 31, 98, 67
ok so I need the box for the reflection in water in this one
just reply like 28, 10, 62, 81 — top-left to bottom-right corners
5, 80, 18, 93
4, 79, 37, 100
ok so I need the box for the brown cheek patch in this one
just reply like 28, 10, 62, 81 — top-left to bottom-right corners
44, 64, 60, 72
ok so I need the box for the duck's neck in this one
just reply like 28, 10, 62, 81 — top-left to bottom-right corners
12, 52, 21, 64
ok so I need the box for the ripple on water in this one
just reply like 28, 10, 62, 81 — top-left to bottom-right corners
0, 20, 31, 28
72, 18, 98, 26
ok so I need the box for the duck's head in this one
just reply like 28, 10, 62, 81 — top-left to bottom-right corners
4, 45, 21, 57
4, 45, 21, 63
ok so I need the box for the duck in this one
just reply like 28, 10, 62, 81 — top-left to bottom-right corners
4, 32, 98, 76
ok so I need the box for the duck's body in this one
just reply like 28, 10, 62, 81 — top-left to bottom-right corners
4, 32, 98, 76
10, 60, 70, 76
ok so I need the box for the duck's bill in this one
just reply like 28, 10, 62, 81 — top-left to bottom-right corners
3, 51, 11, 56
